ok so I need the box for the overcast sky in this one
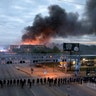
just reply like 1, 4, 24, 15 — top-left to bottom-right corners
1, 0, 96, 45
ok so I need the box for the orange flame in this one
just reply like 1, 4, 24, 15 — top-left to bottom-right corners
22, 28, 54, 45
21, 39, 41, 45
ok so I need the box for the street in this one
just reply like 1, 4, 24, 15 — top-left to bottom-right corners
0, 64, 96, 96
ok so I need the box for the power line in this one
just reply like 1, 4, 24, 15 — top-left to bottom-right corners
58, 0, 85, 5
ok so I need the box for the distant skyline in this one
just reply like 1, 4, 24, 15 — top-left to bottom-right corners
1, 0, 96, 45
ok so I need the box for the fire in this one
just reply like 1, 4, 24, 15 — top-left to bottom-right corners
21, 39, 41, 45
21, 35, 47, 45
22, 34, 51, 45
22, 27, 54, 45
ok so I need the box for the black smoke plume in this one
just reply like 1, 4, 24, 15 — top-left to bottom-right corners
22, 1, 96, 44
86, 0, 96, 33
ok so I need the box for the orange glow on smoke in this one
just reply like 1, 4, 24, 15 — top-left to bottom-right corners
22, 28, 54, 45
21, 39, 40, 45
21, 35, 48, 45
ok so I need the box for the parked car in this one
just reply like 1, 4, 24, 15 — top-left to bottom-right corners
86, 61, 94, 66
35, 64, 43, 67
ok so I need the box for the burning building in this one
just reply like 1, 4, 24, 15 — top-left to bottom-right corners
9, 45, 46, 53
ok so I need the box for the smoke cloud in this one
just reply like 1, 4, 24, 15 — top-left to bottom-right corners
86, 0, 96, 33
22, 0, 96, 44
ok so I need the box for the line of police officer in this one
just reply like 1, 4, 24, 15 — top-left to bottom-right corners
0, 76, 96, 88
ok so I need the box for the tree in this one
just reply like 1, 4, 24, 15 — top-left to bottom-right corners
51, 46, 61, 53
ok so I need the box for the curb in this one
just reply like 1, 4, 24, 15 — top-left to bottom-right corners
16, 67, 31, 76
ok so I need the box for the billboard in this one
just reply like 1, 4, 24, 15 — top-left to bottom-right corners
63, 43, 79, 51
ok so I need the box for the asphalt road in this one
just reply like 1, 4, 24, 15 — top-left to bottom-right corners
0, 83, 96, 96
0, 64, 96, 96
0, 64, 30, 79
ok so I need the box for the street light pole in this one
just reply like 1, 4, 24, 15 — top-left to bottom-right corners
69, 50, 72, 71
50, 55, 54, 72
